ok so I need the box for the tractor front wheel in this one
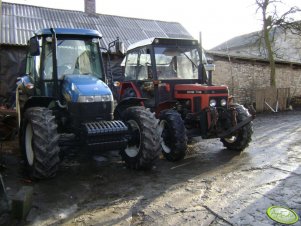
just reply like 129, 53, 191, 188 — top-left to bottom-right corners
158, 110, 187, 161
120, 106, 160, 170
221, 105, 253, 151
20, 107, 60, 179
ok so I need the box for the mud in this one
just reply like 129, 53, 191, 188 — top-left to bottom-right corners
0, 110, 301, 225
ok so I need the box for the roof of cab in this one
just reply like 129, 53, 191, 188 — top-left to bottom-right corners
34, 28, 102, 38
127, 37, 198, 51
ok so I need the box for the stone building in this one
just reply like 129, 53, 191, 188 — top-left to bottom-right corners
208, 26, 301, 107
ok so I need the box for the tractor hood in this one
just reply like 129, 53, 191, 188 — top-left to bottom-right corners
62, 74, 113, 103
174, 84, 229, 95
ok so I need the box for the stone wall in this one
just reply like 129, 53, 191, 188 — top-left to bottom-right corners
211, 56, 301, 105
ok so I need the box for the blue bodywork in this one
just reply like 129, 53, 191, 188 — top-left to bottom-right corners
62, 75, 112, 102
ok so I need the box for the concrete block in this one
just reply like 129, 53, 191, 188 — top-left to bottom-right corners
11, 186, 33, 219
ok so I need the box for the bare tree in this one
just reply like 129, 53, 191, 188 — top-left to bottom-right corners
255, 0, 301, 87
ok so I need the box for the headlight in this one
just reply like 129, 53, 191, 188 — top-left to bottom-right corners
95, 95, 113, 102
78, 94, 113, 103
209, 99, 216, 107
220, 99, 227, 106
78, 96, 94, 102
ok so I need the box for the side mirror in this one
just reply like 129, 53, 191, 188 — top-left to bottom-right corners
204, 64, 215, 86
29, 37, 40, 56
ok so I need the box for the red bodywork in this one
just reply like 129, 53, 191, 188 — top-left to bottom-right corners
118, 81, 230, 137
174, 84, 229, 111
119, 82, 228, 111
174, 84, 229, 131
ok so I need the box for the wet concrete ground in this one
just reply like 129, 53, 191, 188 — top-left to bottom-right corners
0, 110, 301, 225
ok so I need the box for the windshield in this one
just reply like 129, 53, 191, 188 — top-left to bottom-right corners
43, 38, 103, 80
154, 46, 200, 80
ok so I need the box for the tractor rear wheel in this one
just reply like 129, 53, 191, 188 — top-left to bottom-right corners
221, 105, 253, 151
158, 110, 187, 161
20, 107, 60, 179
120, 106, 160, 170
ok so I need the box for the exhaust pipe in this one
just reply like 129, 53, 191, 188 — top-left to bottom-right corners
50, 28, 59, 99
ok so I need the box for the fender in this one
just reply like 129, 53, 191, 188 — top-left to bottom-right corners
119, 82, 142, 100
17, 96, 55, 134
114, 97, 147, 119
23, 96, 55, 111
21, 96, 55, 124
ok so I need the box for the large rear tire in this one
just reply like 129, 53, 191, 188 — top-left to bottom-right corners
120, 106, 160, 170
20, 107, 60, 179
221, 105, 253, 151
158, 110, 187, 161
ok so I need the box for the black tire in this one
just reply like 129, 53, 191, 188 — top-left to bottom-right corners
120, 106, 161, 170
20, 107, 60, 179
158, 110, 187, 161
221, 105, 253, 151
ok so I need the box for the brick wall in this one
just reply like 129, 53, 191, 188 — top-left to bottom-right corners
211, 56, 301, 105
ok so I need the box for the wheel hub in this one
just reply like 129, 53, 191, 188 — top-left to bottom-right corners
125, 120, 141, 157
224, 135, 237, 143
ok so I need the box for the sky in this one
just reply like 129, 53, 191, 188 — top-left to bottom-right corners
2, 0, 301, 49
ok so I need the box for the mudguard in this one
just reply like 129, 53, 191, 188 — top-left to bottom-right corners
114, 97, 147, 119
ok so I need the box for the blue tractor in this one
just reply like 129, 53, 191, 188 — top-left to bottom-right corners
16, 28, 161, 179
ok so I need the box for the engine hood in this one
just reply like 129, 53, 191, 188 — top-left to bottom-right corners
62, 74, 112, 102
174, 84, 228, 95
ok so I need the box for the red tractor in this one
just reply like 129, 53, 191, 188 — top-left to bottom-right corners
116, 38, 254, 161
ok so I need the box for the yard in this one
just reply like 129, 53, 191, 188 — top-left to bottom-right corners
0, 110, 300, 225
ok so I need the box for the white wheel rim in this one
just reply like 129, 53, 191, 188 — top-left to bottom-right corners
125, 146, 139, 157
225, 136, 237, 144
125, 120, 140, 157
159, 120, 171, 154
25, 123, 34, 166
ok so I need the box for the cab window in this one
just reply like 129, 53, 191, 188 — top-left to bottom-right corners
124, 48, 152, 81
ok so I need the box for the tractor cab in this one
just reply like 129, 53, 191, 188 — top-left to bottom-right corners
20, 28, 114, 130
26, 29, 105, 98
123, 38, 203, 82
119, 38, 227, 115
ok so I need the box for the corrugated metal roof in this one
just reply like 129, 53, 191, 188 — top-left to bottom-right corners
1, 2, 193, 49
210, 25, 301, 64
211, 31, 261, 51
